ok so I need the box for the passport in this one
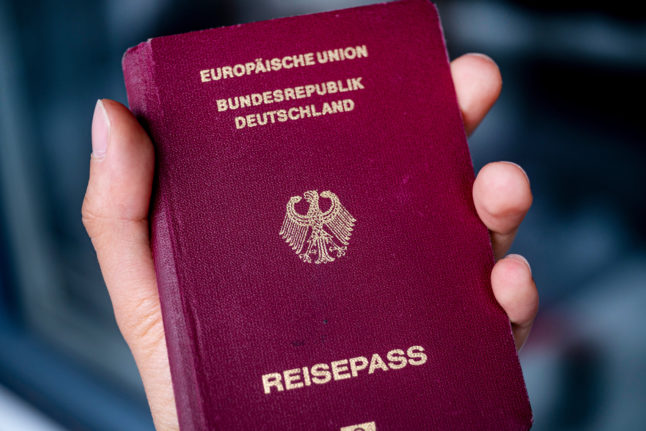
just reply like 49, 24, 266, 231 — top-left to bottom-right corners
122, 0, 532, 429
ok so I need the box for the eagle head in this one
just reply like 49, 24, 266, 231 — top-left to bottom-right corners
303, 190, 318, 203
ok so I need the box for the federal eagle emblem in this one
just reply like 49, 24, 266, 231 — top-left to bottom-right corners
280, 190, 356, 264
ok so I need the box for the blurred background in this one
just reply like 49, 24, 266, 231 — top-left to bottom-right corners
0, 0, 644, 429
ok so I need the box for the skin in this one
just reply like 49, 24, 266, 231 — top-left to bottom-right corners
82, 53, 539, 431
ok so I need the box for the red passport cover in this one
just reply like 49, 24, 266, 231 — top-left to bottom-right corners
122, 1, 532, 429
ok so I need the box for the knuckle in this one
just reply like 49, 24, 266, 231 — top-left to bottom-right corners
81, 196, 102, 235
116, 294, 165, 355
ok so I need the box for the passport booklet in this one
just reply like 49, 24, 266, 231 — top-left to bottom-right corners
122, 0, 532, 429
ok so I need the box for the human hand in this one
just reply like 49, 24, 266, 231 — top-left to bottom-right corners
82, 53, 538, 431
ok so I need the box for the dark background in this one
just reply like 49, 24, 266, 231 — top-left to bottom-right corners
0, 0, 644, 430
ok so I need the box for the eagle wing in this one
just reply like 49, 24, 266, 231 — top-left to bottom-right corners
280, 196, 311, 254
320, 191, 356, 245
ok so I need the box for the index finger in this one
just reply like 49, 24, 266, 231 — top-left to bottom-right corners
450, 53, 502, 136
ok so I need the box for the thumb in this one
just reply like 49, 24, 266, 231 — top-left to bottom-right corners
82, 99, 178, 430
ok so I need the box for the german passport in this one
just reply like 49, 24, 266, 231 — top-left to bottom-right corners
122, 0, 532, 429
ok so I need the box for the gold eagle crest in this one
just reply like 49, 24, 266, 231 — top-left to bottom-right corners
280, 190, 356, 264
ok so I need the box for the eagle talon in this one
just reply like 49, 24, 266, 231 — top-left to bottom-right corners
329, 243, 347, 258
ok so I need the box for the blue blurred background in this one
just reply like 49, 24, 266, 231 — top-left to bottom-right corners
0, 0, 644, 430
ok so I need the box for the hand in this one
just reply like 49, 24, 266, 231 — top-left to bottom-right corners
82, 53, 538, 431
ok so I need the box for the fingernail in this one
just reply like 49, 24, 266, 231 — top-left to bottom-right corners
91, 99, 110, 159
501, 161, 530, 185
507, 254, 531, 274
